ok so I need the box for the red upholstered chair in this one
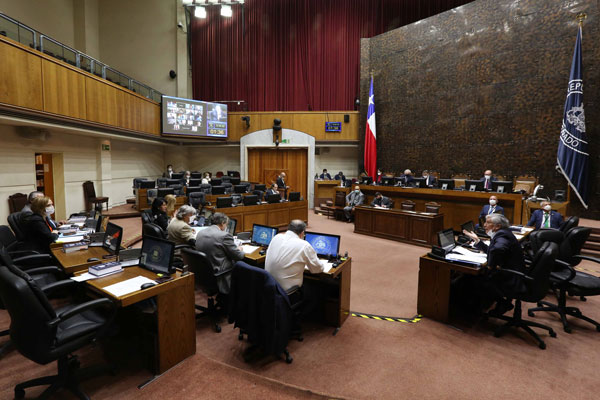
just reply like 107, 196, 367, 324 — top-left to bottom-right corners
215, 171, 224, 178
82, 181, 108, 212
8, 193, 28, 214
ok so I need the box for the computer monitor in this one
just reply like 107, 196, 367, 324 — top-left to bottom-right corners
465, 179, 485, 192
243, 194, 259, 206
437, 228, 455, 250
361, 176, 373, 185
96, 215, 109, 233
492, 180, 513, 194
157, 187, 175, 197
288, 192, 301, 201
166, 178, 180, 186
251, 224, 278, 246
216, 196, 233, 208
304, 232, 341, 258
191, 172, 203, 179
189, 179, 202, 187
212, 185, 226, 195
381, 176, 395, 186
139, 180, 155, 189
171, 173, 184, 180
254, 184, 266, 192
210, 178, 222, 186
438, 179, 455, 190
230, 177, 241, 186
234, 185, 246, 194
227, 171, 237, 177
186, 186, 202, 195
226, 218, 237, 235
411, 177, 426, 188
140, 235, 175, 275
266, 193, 281, 204
460, 221, 475, 233
103, 222, 123, 256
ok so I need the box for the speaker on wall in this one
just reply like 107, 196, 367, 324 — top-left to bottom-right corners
344, 114, 350, 123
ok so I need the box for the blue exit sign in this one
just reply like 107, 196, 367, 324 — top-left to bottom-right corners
325, 122, 342, 132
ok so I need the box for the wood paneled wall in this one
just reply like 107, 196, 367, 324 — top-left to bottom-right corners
247, 148, 308, 200
0, 36, 160, 137
228, 111, 359, 142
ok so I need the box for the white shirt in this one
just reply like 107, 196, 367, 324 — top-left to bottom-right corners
265, 231, 326, 291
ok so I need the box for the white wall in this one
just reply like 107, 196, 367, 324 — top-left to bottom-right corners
315, 146, 359, 179
0, 124, 165, 225
187, 146, 241, 175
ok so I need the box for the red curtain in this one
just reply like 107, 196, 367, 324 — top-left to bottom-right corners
191, 0, 473, 112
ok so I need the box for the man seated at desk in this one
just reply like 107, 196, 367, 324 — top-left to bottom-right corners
527, 201, 563, 229
479, 195, 504, 221
344, 186, 365, 222
167, 205, 197, 246
163, 164, 174, 178
320, 169, 332, 180
371, 192, 392, 208
266, 183, 280, 196
265, 220, 325, 313
422, 170, 437, 188
462, 214, 526, 316
479, 169, 497, 191
195, 212, 244, 296
396, 169, 414, 187
334, 171, 346, 182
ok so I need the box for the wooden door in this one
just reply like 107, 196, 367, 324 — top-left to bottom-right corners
248, 148, 308, 200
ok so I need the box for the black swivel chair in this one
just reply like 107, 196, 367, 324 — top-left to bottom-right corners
141, 210, 154, 225
189, 192, 207, 210
0, 225, 37, 257
252, 190, 264, 202
222, 182, 233, 194
180, 248, 226, 333
559, 216, 579, 234
200, 184, 212, 194
7, 212, 26, 243
527, 226, 600, 333
168, 184, 184, 196
485, 242, 559, 349
0, 263, 116, 399
142, 223, 167, 240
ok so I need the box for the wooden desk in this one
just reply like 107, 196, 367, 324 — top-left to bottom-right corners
209, 200, 308, 232
417, 255, 482, 323
314, 180, 343, 208
354, 206, 444, 247
335, 186, 524, 230
50, 243, 113, 275
79, 267, 196, 374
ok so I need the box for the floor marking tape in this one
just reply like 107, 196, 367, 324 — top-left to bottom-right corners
349, 311, 422, 324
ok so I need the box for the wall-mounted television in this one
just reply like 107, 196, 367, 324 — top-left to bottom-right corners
161, 95, 227, 139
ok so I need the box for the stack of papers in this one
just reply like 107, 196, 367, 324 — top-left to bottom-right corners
56, 235, 86, 244
242, 245, 260, 254
102, 276, 156, 297
445, 246, 487, 265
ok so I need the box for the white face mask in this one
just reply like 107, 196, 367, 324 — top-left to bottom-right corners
168, 168, 173, 172
543, 205, 552, 212
486, 229, 495, 238
489, 199, 497, 206
354, 190, 360, 194
485, 175, 491, 179
45, 206, 55, 215
378, 171, 382, 175
185, 175, 190, 180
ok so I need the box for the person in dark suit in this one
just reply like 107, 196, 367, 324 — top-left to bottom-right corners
478, 195, 504, 221
463, 214, 526, 315
334, 171, 346, 182
162, 164, 173, 178
195, 213, 245, 295
180, 170, 191, 186
319, 169, 332, 180
371, 192, 391, 208
209, 104, 225, 121
266, 184, 279, 196
21, 196, 58, 254
276, 172, 287, 189
344, 186, 365, 221
22, 191, 64, 229
422, 170, 437, 188
151, 197, 169, 231
396, 169, 414, 187
527, 201, 563, 229
479, 169, 498, 191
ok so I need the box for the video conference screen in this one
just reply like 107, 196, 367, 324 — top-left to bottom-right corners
305, 232, 340, 258
161, 95, 227, 138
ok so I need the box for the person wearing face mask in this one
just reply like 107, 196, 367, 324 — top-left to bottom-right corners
320, 169, 332, 180
201, 172, 211, 185
479, 169, 497, 191
195, 213, 244, 295
344, 185, 365, 221
422, 170, 437, 188
397, 169, 414, 187
462, 214, 526, 316
478, 195, 504, 222
370, 192, 392, 208
334, 171, 346, 182
527, 201, 564, 229
163, 164, 174, 179
375, 168, 384, 184
21, 196, 59, 254
151, 197, 169, 231
167, 205, 197, 246
180, 170, 192, 186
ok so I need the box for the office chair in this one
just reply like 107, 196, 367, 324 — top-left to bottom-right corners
132, 177, 145, 196
216, 171, 224, 178
140, 210, 154, 225
222, 182, 233, 194
168, 184, 184, 196
200, 184, 212, 194
188, 192, 206, 210
527, 227, 600, 333
252, 190, 264, 202
241, 182, 252, 192
156, 177, 168, 188
221, 175, 231, 183
146, 188, 158, 204
142, 223, 167, 240
82, 181, 109, 212
8, 193, 28, 214
180, 248, 226, 333
485, 242, 559, 349
0, 262, 116, 399
0, 225, 35, 256
7, 212, 26, 242
559, 216, 579, 234
424, 202, 441, 213
401, 200, 416, 211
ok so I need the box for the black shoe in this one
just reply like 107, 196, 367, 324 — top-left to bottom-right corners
489, 300, 514, 317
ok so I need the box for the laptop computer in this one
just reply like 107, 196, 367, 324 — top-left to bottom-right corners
437, 228, 456, 252
250, 224, 278, 247
304, 231, 341, 259
139, 236, 175, 275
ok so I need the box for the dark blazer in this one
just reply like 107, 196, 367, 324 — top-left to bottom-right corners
228, 262, 292, 357
320, 173, 332, 180
478, 204, 505, 221
276, 176, 286, 188
371, 196, 391, 208
162, 171, 173, 178
527, 209, 563, 229
479, 176, 498, 190
180, 178, 191, 187
334, 174, 346, 181
22, 213, 58, 254
399, 175, 414, 186
423, 175, 437, 187
266, 188, 279, 196
153, 211, 169, 232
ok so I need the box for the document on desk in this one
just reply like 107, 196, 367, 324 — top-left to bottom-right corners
304, 262, 333, 273
102, 276, 156, 297
446, 247, 487, 265
56, 235, 86, 244
71, 270, 123, 282
242, 245, 260, 254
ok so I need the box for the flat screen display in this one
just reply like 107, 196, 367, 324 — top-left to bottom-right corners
140, 236, 174, 275
162, 95, 227, 138
304, 232, 340, 258
252, 224, 278, 246
103, 222, 122, 256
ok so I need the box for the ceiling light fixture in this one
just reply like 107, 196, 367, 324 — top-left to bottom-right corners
221, 4, 232, 17
195, 6, 207, 18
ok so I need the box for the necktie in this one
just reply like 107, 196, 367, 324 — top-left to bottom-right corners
544, 213, 550, 228
485, 179, 490, 189
489, 206, 494, 215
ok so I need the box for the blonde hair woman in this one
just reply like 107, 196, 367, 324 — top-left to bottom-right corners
165, 194, 177, 219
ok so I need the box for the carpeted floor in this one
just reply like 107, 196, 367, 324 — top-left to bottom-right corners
1, 213, 600, 399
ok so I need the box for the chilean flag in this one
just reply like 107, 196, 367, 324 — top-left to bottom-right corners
364, 77, 377, 179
